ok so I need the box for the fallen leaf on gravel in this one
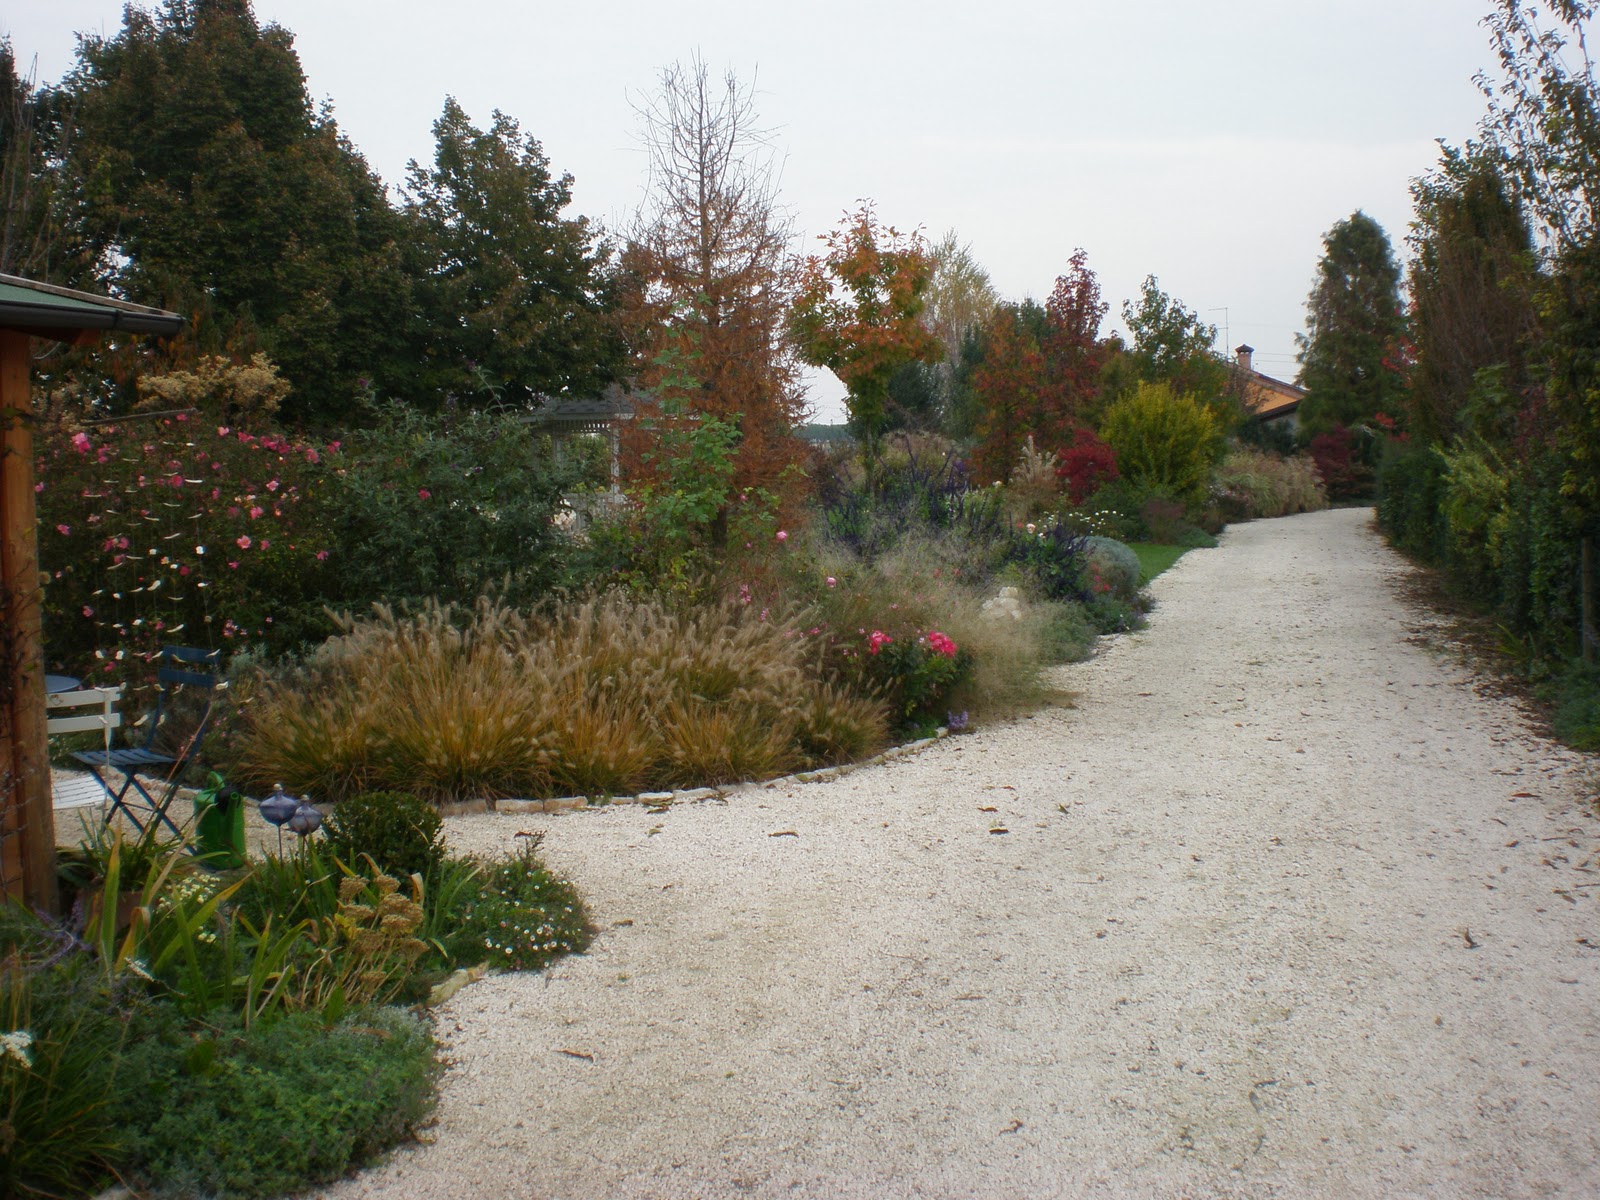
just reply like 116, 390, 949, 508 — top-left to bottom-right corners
769, 830, 799, 838
1461, 929, 1480, 949
989, 827, 1009, 835
1511, 791, 1538, 798
978, 805, 999, 812
427, 964, 488, 1007
1000, 1119, 1024, 1134
614, 919, 634, 927
557, 1048, 594, 1061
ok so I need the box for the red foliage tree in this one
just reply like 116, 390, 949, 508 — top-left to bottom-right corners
1308, 425, 1373, 501
1054, 428, 1120, 505
969, 249, 1110, 482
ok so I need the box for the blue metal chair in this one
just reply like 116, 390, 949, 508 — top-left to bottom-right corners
72, 646, 220, 837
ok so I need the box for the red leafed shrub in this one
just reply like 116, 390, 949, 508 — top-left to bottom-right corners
1308, 425, 1373, 501
1054, 428, 1120, 505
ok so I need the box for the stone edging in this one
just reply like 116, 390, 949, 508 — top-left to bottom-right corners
437, 728, 952, 818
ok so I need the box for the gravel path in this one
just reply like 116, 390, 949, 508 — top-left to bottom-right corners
325, 507, 1600, 1200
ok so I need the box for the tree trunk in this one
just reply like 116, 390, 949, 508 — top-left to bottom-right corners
1582, 533, 1596, 667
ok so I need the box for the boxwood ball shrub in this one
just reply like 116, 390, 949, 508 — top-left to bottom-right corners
323, 791, 445, 880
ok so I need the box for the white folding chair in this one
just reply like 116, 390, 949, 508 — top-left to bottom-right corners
46, 686, 123, 814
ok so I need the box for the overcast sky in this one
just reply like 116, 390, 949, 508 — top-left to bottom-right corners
8, 1, 1501, 421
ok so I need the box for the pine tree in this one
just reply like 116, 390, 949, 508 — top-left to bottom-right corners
65, 0, 412, 425
1296, 211, 1407, 436
1406, 146, 1539, 446
402, 97, 622, 408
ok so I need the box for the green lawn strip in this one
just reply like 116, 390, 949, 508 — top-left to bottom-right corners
1130, 543, 1189, 585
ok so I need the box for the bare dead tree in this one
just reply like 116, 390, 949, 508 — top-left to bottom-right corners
0, 42, 74, 281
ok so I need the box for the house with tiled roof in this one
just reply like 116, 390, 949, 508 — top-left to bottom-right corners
1233, 344, 1305, 433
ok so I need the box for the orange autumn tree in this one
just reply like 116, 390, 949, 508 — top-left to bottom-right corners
620, 57, 809, 507
790, 204, 942, 469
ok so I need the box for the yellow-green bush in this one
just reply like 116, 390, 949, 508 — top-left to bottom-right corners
1099, 382, 1224, 505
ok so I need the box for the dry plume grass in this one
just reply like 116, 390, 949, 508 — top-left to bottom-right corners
237, 592, 823, 805
1216, 448, 1327, 519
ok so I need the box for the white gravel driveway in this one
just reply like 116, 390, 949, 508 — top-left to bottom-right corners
326, 507, 1600, 1200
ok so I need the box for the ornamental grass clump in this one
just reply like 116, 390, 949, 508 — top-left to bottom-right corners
234, 590, 823, 804
532, 594, 808, 791
793, 682, 892, 767
236, 599, 555, 803
1213, 446, 1328, 520
543, 679, 658, 798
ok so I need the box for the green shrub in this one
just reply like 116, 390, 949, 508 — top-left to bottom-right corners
319, 403, 582, 611
1550, 663, 1600, 751
0, 952, 128, 1199
443, 835, 592, 971
1492, 456, 1583, 654
117, 1006, 437, 1198
1083, 537, 1141, 601
1377, 444, 1450, 562
1084, 592, 1148, 635
323, 791, 444, 881
1099, 382, 1225, 506
1036, 601, 1099, 663
1176, 525, 1220, 549
1441, 439, 1511, 597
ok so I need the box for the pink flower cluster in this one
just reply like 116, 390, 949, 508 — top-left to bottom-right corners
867, 629, 893, 655
925, 630, 958, 659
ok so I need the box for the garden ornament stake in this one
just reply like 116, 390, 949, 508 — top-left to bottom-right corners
259, 782, 298, 855
288, 798, 322, 840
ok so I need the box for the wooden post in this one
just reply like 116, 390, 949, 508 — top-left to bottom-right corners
0, 328, 54, 912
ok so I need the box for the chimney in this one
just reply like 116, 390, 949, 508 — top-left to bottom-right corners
1235, 344, 1254, 372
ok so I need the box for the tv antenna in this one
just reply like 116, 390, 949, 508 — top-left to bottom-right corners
1209, 307, 1230, 355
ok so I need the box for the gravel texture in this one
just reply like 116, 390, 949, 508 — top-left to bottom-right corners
324, 507, 1600, 1199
